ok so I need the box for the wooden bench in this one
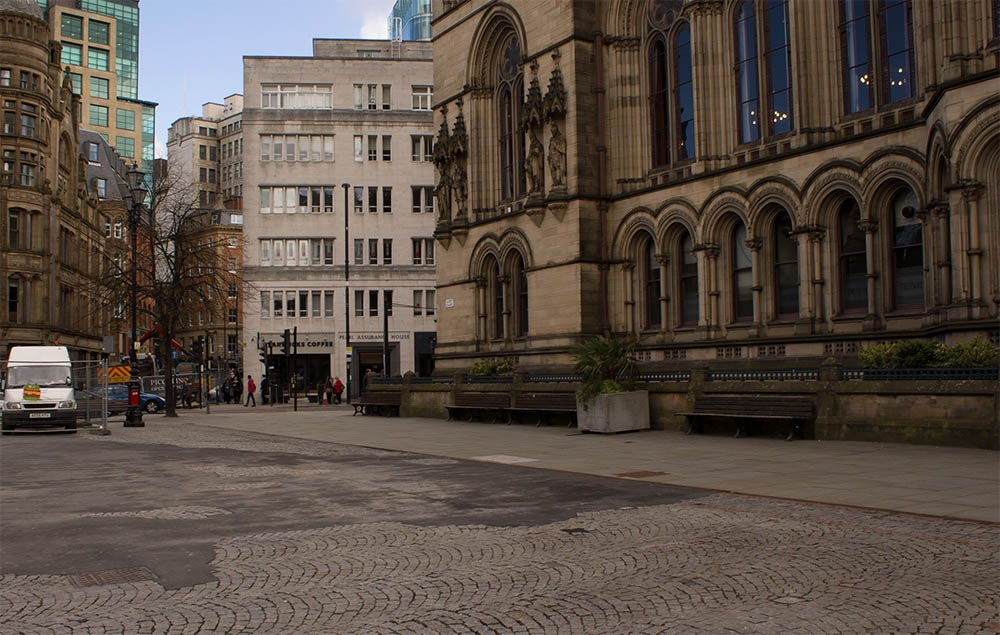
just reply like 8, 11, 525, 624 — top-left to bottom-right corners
507, 392, 578, 427
679, 396, 814, 441
352, 392, 402, 416
445, 393, 510, 423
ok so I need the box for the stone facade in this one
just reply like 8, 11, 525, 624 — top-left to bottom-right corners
241, 40, 438, 395
1, 1, 110, 360
431, 0, 1000, 371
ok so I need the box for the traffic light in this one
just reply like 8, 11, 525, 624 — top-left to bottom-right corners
281, 329, 291, 355
191, 337, 203, 360
259, 347, 267, 366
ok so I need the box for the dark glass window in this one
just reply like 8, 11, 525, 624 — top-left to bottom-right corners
498, 36, 524, 202
489, 257, 504, 339
644, 237, 662, 328
735, 0, 761, 144
764, 0, 793, 135
680, 232, 699, 325
732, 223, 753, 320
674, 25, 695, 160
881, 0, 914, 103
841, 0, 873, 113
649, 37, 670, 167
838, 200, 868, 311
891, 189, 923, 308
773, 212, 799, 316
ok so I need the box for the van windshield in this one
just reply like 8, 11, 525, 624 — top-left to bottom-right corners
7, 366, 72, 388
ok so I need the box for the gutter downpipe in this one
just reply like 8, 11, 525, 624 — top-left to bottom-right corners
595, 0, 611, 337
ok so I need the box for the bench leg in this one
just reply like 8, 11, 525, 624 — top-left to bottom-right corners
734, 422, 745, 438
568, 414, 576, 428
785, 422, 799, 441
446, 408, 454, 421
685, 416, 697, 435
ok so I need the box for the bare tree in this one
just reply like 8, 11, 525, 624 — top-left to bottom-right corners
90, 171, 241, 417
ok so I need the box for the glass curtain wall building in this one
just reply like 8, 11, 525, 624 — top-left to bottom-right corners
388, 0, 431, 41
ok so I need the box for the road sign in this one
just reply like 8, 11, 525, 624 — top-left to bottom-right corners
107, 365, 131, 383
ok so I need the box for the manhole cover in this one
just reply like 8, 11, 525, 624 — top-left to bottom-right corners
614, 471, 668, 478
70, 567, 156, 588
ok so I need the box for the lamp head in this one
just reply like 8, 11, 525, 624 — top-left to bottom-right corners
126, 164, 146, 206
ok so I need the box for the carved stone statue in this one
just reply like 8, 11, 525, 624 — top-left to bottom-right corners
434, 166, 451, 223
451, 158, 468, 218
547, 120, 566, 189
525, 128, 545, 195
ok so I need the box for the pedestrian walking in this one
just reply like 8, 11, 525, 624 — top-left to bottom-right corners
245, 375, 256, 407
333, 376, 344, 404
222, 378, 231, 404
232, 377, 243, 404
324, 376, 334, 405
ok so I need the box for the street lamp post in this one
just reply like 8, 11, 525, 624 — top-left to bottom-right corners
341, 183, 351, 403
124, 165, 146, 427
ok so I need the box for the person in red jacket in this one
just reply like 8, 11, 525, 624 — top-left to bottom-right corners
332, 376, 344, 404
245, 375, 256, 407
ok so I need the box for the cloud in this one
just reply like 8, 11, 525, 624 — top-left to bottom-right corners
358, 0, 397, 40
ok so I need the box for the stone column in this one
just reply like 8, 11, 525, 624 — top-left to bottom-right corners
809, 226, 827, 327
746, 238, 763, 332
704, 244, 720, 334
623, 262, 635, 334
475, 277, 487, 345
859, 219, 880, 329
656, 254, 670, 334
962, 182, 985, 306
499, 275, 511, 342
933, 203, 952, 306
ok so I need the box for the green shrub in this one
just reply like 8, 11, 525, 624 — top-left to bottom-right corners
572, 337, 638, 408
859, 338, 998, 369
468, 358, 515, 376
938, 338, 999, 368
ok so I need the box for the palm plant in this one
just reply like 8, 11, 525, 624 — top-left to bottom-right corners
572, 336, 639, 408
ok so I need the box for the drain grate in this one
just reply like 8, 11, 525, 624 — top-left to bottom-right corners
614, 471, 668, 479
69, 567, 156, 588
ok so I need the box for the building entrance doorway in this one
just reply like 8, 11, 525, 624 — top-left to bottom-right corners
288, 353, 330, 397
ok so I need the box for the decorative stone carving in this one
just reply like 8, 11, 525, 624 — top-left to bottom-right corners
542, 52, 567, 121
744, 237, 763, 251
547, 120, 567, 191
450, 101, 470, 220
525, 128, 545, 196
522, 62, 545, 131
858, 219, 879, 233
807, 226, 827, 243
432, 107, 452, 225
961, 180, 985, 201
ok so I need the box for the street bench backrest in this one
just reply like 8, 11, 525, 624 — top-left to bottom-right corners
515, 392, 577, 410
454, 392, 510, 408
693, 396, 814, 418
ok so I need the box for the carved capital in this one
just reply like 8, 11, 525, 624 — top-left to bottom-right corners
744, 238, 763, 251
807, 225, 827, 243
475, 276, 488, 289
622, 260, 636, 272
961, 180, 985, 202
858, 219, 879, 233
703, 244, 721, 259
655, 253, 670, 266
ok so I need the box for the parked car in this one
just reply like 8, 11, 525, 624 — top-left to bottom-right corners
75, 389, 129, 418
92, 385, 166, 414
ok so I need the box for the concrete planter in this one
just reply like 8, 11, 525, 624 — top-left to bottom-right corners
577, 390, 650, 434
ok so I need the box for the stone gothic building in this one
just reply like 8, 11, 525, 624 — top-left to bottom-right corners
430, 0, 999, 370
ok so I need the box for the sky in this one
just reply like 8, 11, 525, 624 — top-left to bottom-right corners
137, 0, 397, 158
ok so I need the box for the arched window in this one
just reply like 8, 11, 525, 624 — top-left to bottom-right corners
735, 0, 793, 144
649, 37, 670, 167
679, 231, 699, 325
890, 188, 923, 309
643, 236, 662, 328
880, 0, 914, 104
648, 3, 694, 167
773, 212, 799, 316
838, 199, 867, 311
732, 223, 753, 320
498, 36, 524, 202
512, 253, 528, 337
674, 24, 694, 160
840, 0, 872, 114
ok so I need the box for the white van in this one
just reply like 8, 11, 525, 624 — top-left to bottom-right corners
1, 346, 76, 433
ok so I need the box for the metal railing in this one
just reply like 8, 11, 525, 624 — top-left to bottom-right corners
842, 367, 998, 381
466, 375, 514, 383
526, 373, 581, 383
638, 371, 691, 382
707, 369, 820, 382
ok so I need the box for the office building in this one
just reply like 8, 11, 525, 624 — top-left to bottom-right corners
242, 39, 437, 395
389, 0, 431, 41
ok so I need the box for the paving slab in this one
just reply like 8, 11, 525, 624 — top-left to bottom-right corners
190, 403, 1000, 523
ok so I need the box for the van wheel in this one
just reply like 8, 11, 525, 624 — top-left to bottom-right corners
144, 401, 160, 414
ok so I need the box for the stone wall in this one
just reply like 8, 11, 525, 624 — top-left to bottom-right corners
367, 366, 999, 450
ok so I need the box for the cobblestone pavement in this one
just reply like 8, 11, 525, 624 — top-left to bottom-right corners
1, 423, 997, 634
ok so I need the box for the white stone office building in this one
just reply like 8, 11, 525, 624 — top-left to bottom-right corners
241, 39, 437, 395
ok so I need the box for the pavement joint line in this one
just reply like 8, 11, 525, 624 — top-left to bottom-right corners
186, 421, 1000, 527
